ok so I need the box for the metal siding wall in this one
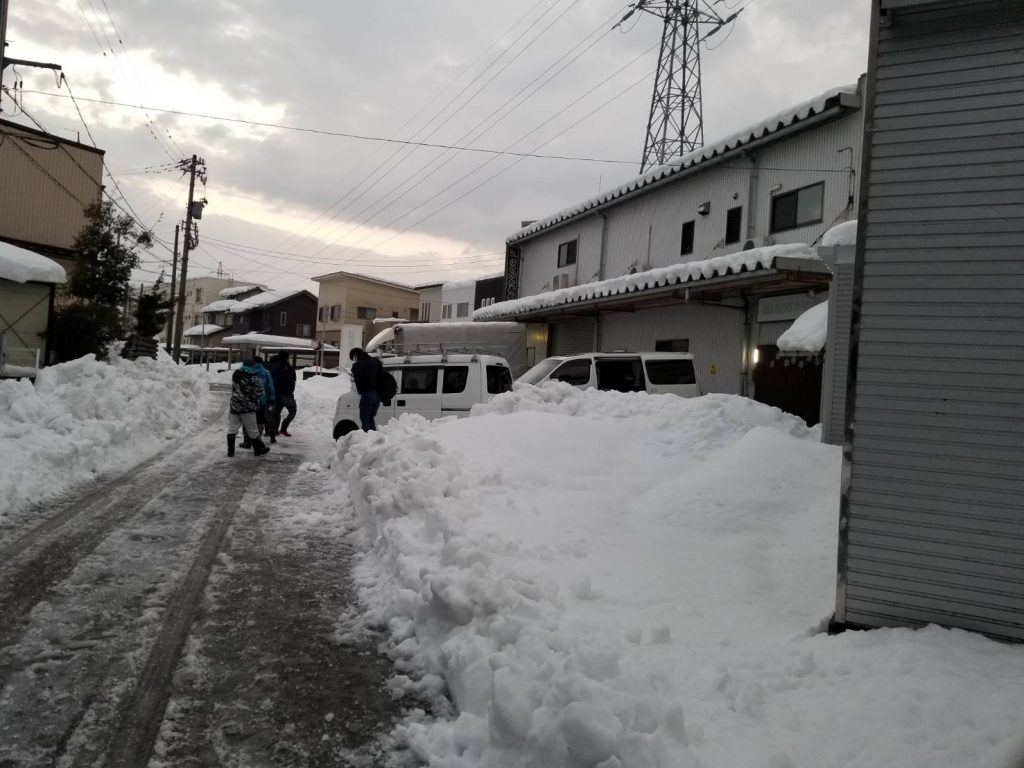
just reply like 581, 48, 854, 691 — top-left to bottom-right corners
518, 217, 603, 297
843, 0, 1024, 640
598, 303, 746, 394
822, 249, 856, 445
549, 317, 596, 356
757, 320, 792, 345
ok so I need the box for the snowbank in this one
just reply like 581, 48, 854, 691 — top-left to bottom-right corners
0, 356, 211, 528
777, 300, 828, 353
332, 385, 1024, 768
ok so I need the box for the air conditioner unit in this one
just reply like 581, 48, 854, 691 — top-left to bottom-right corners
553, 273, 573, 290
741, 236, 775, 251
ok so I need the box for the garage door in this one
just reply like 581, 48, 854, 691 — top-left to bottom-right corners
549, 317, 595, 356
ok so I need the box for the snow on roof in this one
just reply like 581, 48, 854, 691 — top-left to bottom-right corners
777, 300, 829, 353
182, 324, 224, 336
218, 284, 262, 298
475, 243, 821, 321
0, 241, 66, 284
821, 219, 858, 247
442, 279, 477, 290
221, 333, 338, 350
507, 83, 860, 244
202, 288, 305, 314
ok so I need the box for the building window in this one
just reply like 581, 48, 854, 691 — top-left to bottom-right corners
480, 297, 496, 307
557, 239, 577, 268
330, 304, 342, 321
725, 207, 743, 245
770, 182, 824, 232
442, 304, 452, 320
655, 338, 689, 352
680, 220, 695, 256
392, 311, 399, 318
356, 306, 377, 320
456, 302, 469, 318
278, 311, 287, 327
195, 288, 202, 302
409, 308, 420, 322
420, 302, 431, 321
295, 323, 312, 337
318, 306, 327, 322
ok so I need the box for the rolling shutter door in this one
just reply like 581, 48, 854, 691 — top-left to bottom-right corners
840, 0, 1024, 640
549, 317, 595, 356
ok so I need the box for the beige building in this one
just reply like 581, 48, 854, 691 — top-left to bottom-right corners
311, 270, 420, 357
0, 118, 104, 277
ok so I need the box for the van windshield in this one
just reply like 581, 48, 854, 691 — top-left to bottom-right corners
517, 358, 562, 385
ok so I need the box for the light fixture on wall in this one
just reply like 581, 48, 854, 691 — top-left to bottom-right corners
752, 348, 760, 364
697, 201, 711, 216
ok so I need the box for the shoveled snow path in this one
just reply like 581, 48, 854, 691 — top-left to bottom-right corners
0, 401, 407, 767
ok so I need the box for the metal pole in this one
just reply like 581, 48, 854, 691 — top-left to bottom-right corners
166, 223, 179, 355
172, 155, 199, 362
0, 0, 10, 86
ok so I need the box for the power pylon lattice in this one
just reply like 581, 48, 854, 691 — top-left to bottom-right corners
618, 1, 744, 172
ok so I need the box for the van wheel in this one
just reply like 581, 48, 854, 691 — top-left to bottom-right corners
333, 420, 359, 440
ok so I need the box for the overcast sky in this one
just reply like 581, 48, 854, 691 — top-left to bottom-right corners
2, 0, 869, 292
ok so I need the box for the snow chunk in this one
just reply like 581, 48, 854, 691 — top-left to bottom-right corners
777, 301, 829, 353
218, 284, 262, 298
181, 324, 223, 337
221, 333, 336, 350
821, 219, 857, 247
0, 241, 66, 284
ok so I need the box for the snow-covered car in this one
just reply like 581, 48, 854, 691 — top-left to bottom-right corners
517, 352, 701, 397
332, 353, 514, 439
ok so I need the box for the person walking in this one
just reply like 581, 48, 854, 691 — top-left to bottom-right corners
228, 360, 270, 457
252, 356, 277, 443
269, 351, 298, 437
349, 347, 384, 431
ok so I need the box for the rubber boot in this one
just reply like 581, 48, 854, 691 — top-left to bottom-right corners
227, 434, 236, 457
240, 431, 252, 449
252, 437, 270, 456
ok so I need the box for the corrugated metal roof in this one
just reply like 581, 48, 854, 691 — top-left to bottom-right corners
507, 83, 860, 245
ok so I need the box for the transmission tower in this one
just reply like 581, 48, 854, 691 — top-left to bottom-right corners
618, 1, 743, 172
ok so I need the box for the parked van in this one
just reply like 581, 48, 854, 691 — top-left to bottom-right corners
517, 353, 701, 398
332, 353, 514, 439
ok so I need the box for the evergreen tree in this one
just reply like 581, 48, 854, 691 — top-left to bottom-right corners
51, 201, 154, 362
134, 272, 171, 338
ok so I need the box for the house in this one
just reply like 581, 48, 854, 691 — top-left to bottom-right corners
474, 273, 504, 310
311, 270, 420, 357
0, 241, 66, 377
0, 119, 104, 366
831, 0, 1024, 642
162, 276, 254, 342
440, 279, 476, 322
477, 81, 863, 416
416, 282, 444, 322
200, 288, 317, 349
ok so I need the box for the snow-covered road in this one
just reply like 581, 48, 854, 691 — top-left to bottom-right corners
0, 386, 406, 767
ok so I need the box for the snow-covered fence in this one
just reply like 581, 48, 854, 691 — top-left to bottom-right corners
0, 336, 41, 378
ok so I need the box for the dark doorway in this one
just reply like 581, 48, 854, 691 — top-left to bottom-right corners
751, 344, 823, 426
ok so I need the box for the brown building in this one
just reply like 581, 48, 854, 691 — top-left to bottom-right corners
311, 270, 420, 357
201, 289, 318, 346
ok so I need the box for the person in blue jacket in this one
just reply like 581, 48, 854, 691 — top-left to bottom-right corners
244, 356, 276, 447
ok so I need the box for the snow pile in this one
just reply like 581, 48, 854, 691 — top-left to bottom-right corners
221, 333, 336, 350
0, 240, 66, 284
475, 243, 821, 321
333, 385, 1024, 768
218, 284, 262, 298
0, 356, 211, 526
182, 323, 223, 337
821, 219, 857, 247
202, 288, 304, 314
777, 300, 829, 353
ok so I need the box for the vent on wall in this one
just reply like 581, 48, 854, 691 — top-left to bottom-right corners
742, 236, 774, 250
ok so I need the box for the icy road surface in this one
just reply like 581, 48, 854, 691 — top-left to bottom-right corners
0, 398, 406, 767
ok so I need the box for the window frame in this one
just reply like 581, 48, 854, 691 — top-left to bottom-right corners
456, 302, 470, 318
550, 359, 592, 387
356, 306, 377, 320
680, 220, 695, 256
770, 181, 825, 233
279, 311, 287, 327
557, 239, 578, 268
442, 365, 469, 394
486, 365, 514, 394
399, 366, 440, 394
724, 206, 743, 245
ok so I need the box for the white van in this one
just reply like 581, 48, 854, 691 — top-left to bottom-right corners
332, 353, 514, 439
517, 353, 701, 398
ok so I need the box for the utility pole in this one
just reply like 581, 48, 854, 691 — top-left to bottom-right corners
165, 223, 180, 355
616, 1, 744, 172
1, 0, 63, 110
171, 154, 207, 362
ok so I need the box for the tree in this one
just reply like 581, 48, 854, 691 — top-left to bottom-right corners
51, 201, 154, 362
134, 272, 171, 338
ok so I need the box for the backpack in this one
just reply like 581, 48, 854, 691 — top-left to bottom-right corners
378, 366, 398, 406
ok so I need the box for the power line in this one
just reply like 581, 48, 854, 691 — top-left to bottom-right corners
17, 89, 635, 166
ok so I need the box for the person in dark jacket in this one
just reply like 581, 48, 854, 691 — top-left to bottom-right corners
228, 361, 270, 457
349, 347, 384, 431
269, 351, 298, 436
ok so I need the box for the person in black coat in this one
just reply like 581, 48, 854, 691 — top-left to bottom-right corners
349, 347, 384, 431
269, 351, 298, 436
